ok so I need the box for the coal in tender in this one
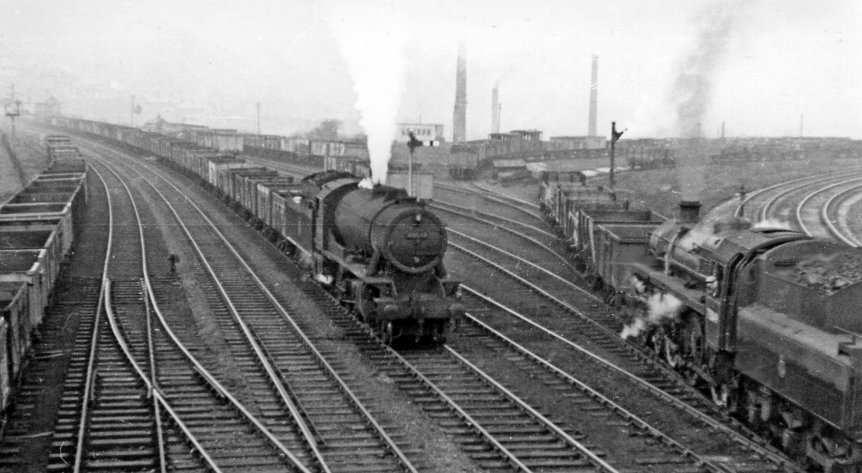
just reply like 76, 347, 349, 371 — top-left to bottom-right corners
795, 251, 862, 294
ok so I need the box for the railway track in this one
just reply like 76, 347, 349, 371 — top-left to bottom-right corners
434, 182, 546, 229
445, 240, 801, 472
426, 186, 802, 471
84, 136, 628, 471
822, 184, 862, 246
85, 149, 418, 473
50, 132, 806, 471
76, 134, 641, 472
714, 169, 862, 223
61, 160, 316, 472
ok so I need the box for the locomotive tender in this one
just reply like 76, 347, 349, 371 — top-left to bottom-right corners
542, 174, 862, 472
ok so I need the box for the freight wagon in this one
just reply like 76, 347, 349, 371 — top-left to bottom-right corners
0, 135, 87, 415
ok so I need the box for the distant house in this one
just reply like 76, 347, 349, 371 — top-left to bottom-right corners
397, 123, 444, 142
33, 96, 61, 116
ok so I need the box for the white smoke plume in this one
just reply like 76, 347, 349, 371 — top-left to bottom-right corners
752, 218, 791, 230
672, 2, 738, 201
324, 2, 408, 184
620, 292, 684, 340
358, 177, 374, 189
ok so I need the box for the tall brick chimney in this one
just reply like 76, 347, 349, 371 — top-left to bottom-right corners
491, 83, 501, 134
452, 43, 467, 143
588, 55, 598, 137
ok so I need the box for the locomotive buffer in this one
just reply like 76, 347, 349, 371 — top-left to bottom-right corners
407, 130, 439, 197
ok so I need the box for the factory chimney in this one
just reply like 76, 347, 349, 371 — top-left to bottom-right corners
587, 55, 598, 136
452, 43, 467, 143
491, 83, 501, 134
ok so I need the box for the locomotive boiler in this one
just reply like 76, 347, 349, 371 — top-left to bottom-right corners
300, 171, 462, 344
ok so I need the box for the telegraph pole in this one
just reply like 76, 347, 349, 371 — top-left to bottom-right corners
609, 121, 625, 189
256, 102, 261, 135
4, 84, 21, 140
131, 95, 135, 126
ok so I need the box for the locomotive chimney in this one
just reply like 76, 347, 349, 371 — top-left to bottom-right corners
679, 200, 701, 224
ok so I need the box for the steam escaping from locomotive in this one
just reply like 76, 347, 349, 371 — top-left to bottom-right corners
324, 2, 407, 184
358, 177, 374, 189
672, 2, 737, 201
620, 292, 684, 339
752, 218, 791, 230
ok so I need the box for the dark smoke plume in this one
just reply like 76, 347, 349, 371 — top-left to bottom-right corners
673, 3, 737, 201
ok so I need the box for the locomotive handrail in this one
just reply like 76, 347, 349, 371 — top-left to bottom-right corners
834, 326, 862, 343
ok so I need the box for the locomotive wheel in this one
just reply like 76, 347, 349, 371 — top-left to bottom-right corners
381, 322, 394, 346
664, 338, 681, 368
710, 381, 739, 411
684, 319, 704, 361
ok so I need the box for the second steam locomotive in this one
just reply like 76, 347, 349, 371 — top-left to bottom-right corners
542, 173, 862, 472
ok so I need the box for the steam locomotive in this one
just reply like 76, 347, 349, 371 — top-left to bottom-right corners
44, 116, 463, 345
542, 176, 862, 472
285, 171, 463, 344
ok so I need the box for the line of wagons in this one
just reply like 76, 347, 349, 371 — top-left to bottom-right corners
46, 116, 368, 170
0, 135, 87, 415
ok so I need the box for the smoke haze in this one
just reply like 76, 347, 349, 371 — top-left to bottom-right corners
0, 0, 858, 140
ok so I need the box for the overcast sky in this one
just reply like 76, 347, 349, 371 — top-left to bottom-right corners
1, 0, 859, 139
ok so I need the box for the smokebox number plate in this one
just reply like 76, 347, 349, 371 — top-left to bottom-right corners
406, 231, 429, 240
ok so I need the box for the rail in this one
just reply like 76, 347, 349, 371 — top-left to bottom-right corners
461, 312, 725, 472
89, 153, 317, 473
92, 147, 417, 473
820, 183, 862, 247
